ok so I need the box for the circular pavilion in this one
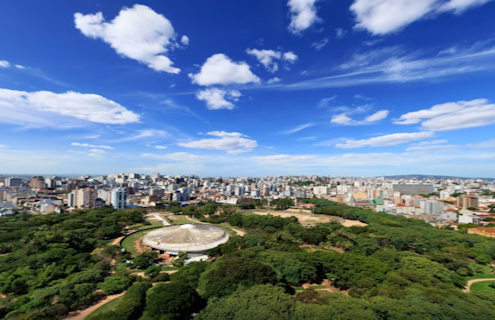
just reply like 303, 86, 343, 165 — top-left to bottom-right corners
142, 224, 229, 255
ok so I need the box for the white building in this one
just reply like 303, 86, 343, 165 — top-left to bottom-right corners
111, 188, 126, 210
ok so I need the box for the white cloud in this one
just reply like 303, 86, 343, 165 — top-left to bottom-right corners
154, 145, 167, 149
15, 64, 25, 69
297, 136, 317, 141
350, 0, 495, 35
246, 49, 281, 73
246, 49, 298, 73
74, 4, 182, 73
331, 108, 389, 125
0, 88, 140, 127
117, 129, 169, 141
395, 99, 495, 131
89, 148, 106, 154
267, 77, 282, 84
189, 54, 260, 86
283, 51, 298, 63
335, 131, 433, 148
245, 49, 298, 73
71, 142, 114, 149
287, 0, 321, 34
318, 96, 337, 107
283, 123, 315, 134
181, 35, 189, 46
285, 43, 495, 90
0, 144, 9, 149
439, 0, 494, 13
416, 139, 449, 146
178, 131, 257, 154
0, 60, 10, 68
251, 154, 316, 163
143, 152, 213, 162
336, 28, 347, 38
311, 38, 328, 50
365, 110, 389, 122
331, 114, 354, 125
196, 88, 241, 110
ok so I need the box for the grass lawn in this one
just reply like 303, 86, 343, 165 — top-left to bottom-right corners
470, 280, 495, 292
465, 263, 495, 280
167, 216, 192, 225
121, 227, 160, 257
86, 295, 124, 319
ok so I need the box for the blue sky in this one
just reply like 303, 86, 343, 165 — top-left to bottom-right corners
1, 0, 495, 177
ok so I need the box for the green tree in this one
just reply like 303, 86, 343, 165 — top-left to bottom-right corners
145, 282, 204, 320
198, 284, 294, 320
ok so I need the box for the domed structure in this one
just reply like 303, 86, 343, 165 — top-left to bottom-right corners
143, 224, 230, 255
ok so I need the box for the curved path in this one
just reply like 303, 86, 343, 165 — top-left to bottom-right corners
463, 278, 495, 293
65, 292, 126, 320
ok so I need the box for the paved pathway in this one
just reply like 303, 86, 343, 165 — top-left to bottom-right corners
146, 213, 170, 226
463, 278, 495, 293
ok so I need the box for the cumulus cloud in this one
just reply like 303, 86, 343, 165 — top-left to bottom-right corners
267, 77, 282, 84
246, 49, 298, 73
335, 131, 433, 148
181, 35, 189, 46
287, 0, 321, 34
74, 4, 183, 73
0, 88, 139, 127
71, 142, 114, 149
350, 0, 494, 35
178, 131, 257, 154
196, 88, 241, 110
0, 60, 10, 68
189, 54, 260, 86
395, 99, 495, 131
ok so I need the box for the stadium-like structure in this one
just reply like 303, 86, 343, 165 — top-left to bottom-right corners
142, 224, 230, 255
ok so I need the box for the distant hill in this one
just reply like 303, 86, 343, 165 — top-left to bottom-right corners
384, 174, 495, 181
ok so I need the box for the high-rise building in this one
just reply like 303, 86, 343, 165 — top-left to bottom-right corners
392, 184, 434, 195
73, 188, 96, 208
111, 188, 126, 210
29, 176, 47, 190
5, 177, 22, 187
457, 195, 479, 210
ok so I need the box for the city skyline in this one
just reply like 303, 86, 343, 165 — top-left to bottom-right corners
2, 0, 495, 177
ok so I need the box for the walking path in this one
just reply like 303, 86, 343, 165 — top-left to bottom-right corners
463, 278, 495, 293
65, 292, 126, 320
146, 213, 170, 226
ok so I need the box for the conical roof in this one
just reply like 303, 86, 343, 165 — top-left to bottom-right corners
143, 223, 229, 253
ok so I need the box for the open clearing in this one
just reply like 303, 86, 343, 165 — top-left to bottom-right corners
251, 211, 368, 227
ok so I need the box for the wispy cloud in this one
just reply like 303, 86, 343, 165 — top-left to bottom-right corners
281, 42, 495, 90
283, 123, 315, 134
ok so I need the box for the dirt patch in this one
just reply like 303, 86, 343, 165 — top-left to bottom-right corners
299, 279, 348, 295
230, 228, 246, 236
111, 236, 124, 246
253, 211, 367, 227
